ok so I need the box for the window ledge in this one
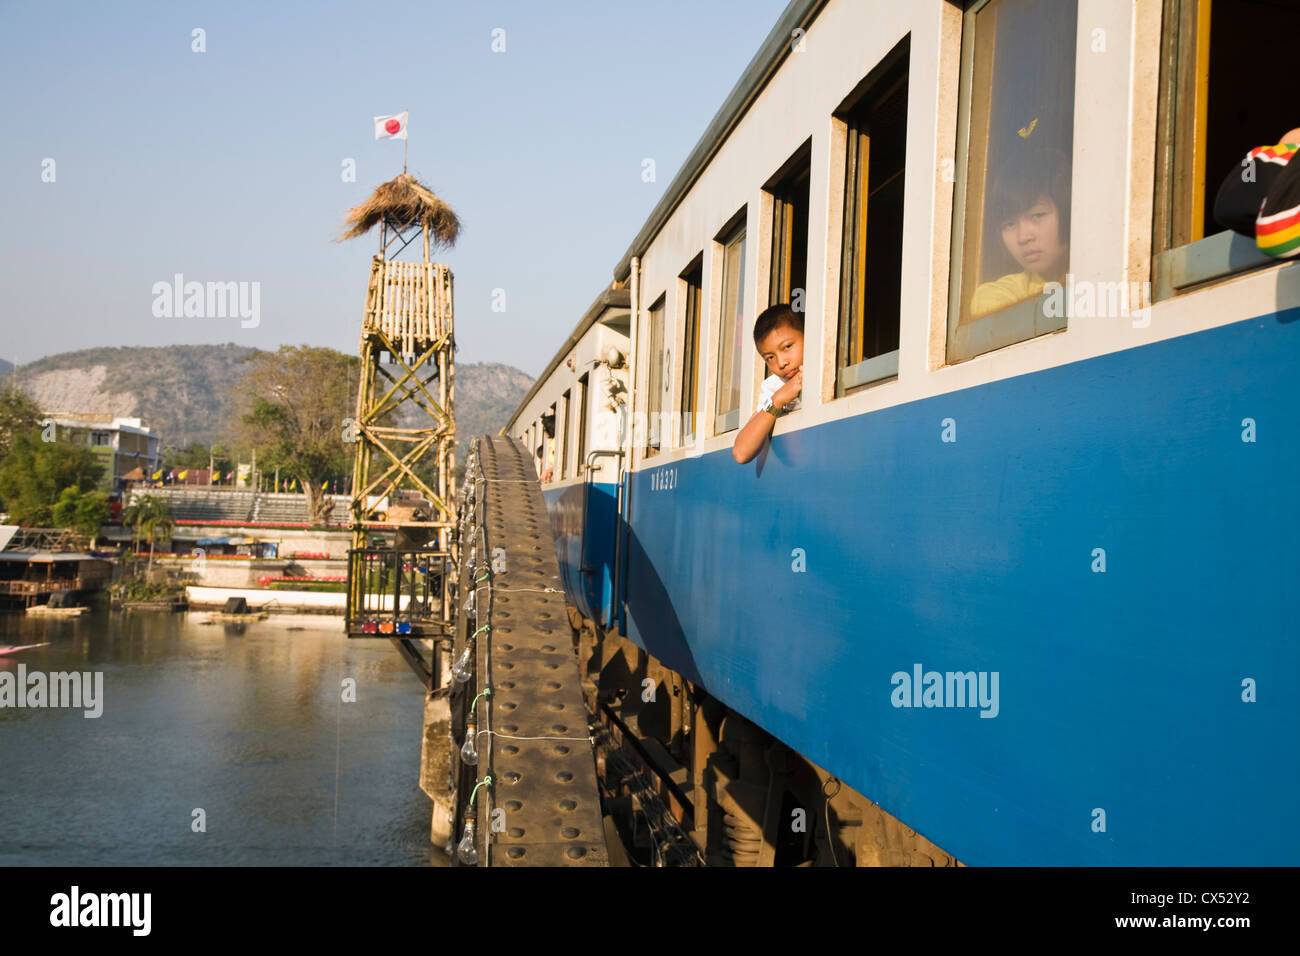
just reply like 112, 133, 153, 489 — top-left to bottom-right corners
950, 296, 1066, 363
838, 349, 899, 393
1154, 230, 1280, 302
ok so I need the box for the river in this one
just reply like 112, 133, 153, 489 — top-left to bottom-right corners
0, 607, 446, 866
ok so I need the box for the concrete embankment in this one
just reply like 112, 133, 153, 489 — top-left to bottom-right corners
186, 586, 344, 613
185, 586, 431, 614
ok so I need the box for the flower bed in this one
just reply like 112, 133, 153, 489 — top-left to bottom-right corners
257, 574, 347, 587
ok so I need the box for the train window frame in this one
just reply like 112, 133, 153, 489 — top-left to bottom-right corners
678, 255, 704, 446
765, 139, 812, 312
945, 0, 1079, 365
644, 293, 668, 458
713, 209, 748, 436
832, 36, 909, 398
575, 373, 589, 477
1150, 0, 1296, 302
542, 404, 557, 481
558, 389, 570, 479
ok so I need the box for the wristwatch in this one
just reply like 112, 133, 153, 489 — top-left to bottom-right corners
760, 395, 782, 416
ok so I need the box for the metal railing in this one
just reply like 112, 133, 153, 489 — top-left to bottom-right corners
346, 547, 452, 637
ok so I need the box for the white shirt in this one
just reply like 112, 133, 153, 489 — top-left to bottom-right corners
758, 373, 801, 414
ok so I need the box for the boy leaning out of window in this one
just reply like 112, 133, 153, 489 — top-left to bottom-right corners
733, 303, 803, 465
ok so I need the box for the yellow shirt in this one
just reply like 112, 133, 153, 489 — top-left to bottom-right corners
969, 271, 1047, 320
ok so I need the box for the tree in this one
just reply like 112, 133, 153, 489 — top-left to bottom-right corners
162, 439, 232, 475
0, 433, 105, 525
227, 345, 363, 524
0, 382, 42, 462
121, 494, 174, 569
51, 486, 109, 549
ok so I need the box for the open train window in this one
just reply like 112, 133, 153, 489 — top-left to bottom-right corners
1152, 0, 1300, 300
714, 211, 748, 435
644, 295, 667, 457
558, 389, 570, 479
834, 37, 908, 395
679, 256, 703, 444
766, 140, 811, 311
575, 373, 588, 475
948, 0, 1077, 363
542, 406, 556, 481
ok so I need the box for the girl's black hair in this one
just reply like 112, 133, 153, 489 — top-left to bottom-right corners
988, 146, 1072, 237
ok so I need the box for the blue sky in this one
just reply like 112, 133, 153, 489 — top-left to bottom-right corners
0, 0, 790, 377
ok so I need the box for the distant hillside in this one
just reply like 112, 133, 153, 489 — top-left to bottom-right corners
0, 358, 12, 376
442, 363, 535, 449
16, 344, 258, 446
11, 344, 532, 454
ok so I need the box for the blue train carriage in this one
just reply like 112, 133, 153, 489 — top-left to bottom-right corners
505, 288, 630, 628
514, 0, 1300, 866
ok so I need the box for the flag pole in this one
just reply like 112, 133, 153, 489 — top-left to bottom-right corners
403, 110, 408, 174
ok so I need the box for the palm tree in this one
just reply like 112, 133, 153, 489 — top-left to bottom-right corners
122, 495, 174, 570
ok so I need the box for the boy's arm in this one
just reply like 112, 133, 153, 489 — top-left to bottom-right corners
732, 405, 778, 464
732, 368, 802, 464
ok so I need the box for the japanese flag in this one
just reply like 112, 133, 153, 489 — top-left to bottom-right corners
374, 111, 408, 140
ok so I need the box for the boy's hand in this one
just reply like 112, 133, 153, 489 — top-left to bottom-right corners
773, 367, 803, 410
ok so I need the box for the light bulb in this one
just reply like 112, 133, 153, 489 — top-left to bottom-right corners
463, 591, 476, 616
461, 723, 478, 766
451, 646, 472, 683
457, 818, 478, 865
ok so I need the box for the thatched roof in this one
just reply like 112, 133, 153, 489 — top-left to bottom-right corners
339, 173, 460, 245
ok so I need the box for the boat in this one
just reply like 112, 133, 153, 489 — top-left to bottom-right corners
26, 604, 87, 616
194, 595, 270, 624
0, 642, 52, 656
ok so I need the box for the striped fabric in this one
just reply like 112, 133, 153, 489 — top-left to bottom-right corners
1213, 142, 1298, 238
1256, 145, 1300, 258
1247, 143, 1298, 167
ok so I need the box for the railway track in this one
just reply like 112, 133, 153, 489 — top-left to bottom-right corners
448, 436, 608, 866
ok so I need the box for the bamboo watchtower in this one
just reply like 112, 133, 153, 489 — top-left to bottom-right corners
340, 173, 459, 644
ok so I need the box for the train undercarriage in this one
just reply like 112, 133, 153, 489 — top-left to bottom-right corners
571, 609, 962, 867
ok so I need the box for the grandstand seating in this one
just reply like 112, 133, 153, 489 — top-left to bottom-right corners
127, 489, 352, 526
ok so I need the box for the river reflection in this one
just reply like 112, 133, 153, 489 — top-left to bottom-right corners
0, 609, 446, 866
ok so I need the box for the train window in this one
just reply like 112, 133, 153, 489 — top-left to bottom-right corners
1152, 0, 1300, 300
644, 295, 667, 457
948, 0, 1077, 363
766, 140, 811, 310
559, 390, 570, 479
679, 256, 703, 444
575, 373, 589, 474
834, 38, 908, 395
714, 213, 747, 434
542, 407, 556, 481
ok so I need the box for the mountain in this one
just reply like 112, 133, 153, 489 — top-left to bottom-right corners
441, 363, 535, 448
10, 344, 533, 455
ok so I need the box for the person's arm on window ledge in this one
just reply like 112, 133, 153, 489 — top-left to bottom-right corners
733, 369, 802, 464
